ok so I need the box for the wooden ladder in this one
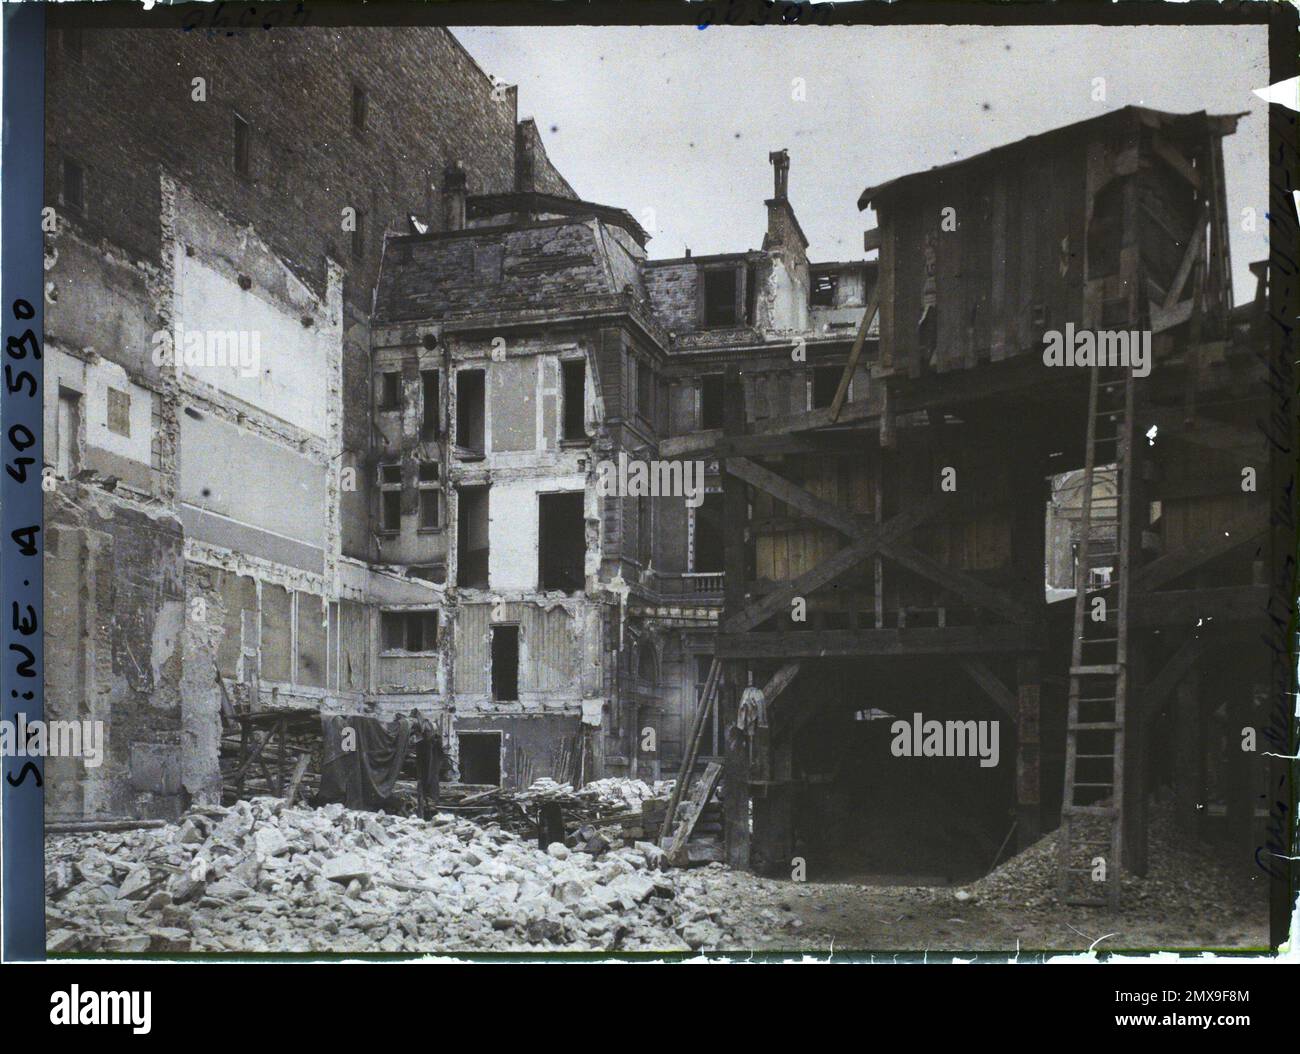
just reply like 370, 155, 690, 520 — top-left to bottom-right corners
1058, 363, 1134, 909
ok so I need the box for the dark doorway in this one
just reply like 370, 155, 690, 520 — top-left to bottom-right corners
538, 491, 585, 593
491, 625, 519, 702
700, 374, 724, 430
457, 485, 489, 588
458, 732, 502, 785
692, 492, 724, 573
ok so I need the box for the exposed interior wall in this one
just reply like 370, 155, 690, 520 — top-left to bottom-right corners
44, 487, 186, 821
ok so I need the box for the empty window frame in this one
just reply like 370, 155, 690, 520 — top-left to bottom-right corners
538, 491, 585, 593
456, 368, 486, 456
700, 374, 724, 430
380, 610, 439, 653
490, 625, 520, 702
701, 267, 739, 327
417, 461, 441, 530
233, 113, 251, 177
378, 463, 402, 533
378, 370, 401, 411
811, 365, 842, 409
62, 158, 85, 215
810, 271, 839, 307
420, 369, 440, 438
457, 485, 489, 588
351, 83, 367, 135
560, 358, 586, 442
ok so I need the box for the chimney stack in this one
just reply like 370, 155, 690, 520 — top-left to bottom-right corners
769, 149, 790, 201
442, 162, 467, 231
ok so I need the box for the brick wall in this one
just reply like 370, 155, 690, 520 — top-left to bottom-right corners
45, 25, 525, 310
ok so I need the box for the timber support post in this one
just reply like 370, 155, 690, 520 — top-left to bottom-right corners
721, 366, 752, 870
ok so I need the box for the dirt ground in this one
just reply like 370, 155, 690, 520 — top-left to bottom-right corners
721, 877, 1271, 955
708, 796, 1274, 955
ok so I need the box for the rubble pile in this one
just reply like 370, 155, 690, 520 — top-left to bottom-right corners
950, 793, 1264, 922
45, 796, 783, 954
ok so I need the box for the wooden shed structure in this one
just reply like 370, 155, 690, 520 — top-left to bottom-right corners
670, 108, 1289, 904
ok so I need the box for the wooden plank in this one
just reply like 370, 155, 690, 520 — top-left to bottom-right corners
716, 624, 1041, 659
863, 227, 881, 253
961, 659, 1018, 719
666, 759, 723, 866
829, 288, 880, 421
721, 491, 947, 634
1130, 504, 1268, 592
284, 752, 311, 804
658, 657, 720, 844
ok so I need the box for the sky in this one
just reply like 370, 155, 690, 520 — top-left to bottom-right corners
454, 24, 1271, 302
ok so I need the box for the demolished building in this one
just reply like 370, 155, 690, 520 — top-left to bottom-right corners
44, 22, 1286, 916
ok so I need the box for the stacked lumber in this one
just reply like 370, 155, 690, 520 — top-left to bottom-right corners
219, 710, 321, 806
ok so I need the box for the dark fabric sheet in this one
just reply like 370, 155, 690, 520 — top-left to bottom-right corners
317, 714, 442, 810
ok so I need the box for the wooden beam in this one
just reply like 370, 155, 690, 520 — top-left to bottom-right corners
716, 624, 1041, 659
727, 457, 862, 538
1150, 298, 1194, 333
1138, 634, 1201, 727
879, 539, 1034, 623
1130, 504, 1268, 592
829, 289, 879, 422
961, 659, 1018, 719
1163, 202, 1209, 311
720, 492, 947, 634
863, 227, 881, 253
722, 538, 878, 635
1130, 584, 1268, 628
660, 430, 827, 459
762, 662, 801, 707
1151, 133, 1202, 190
